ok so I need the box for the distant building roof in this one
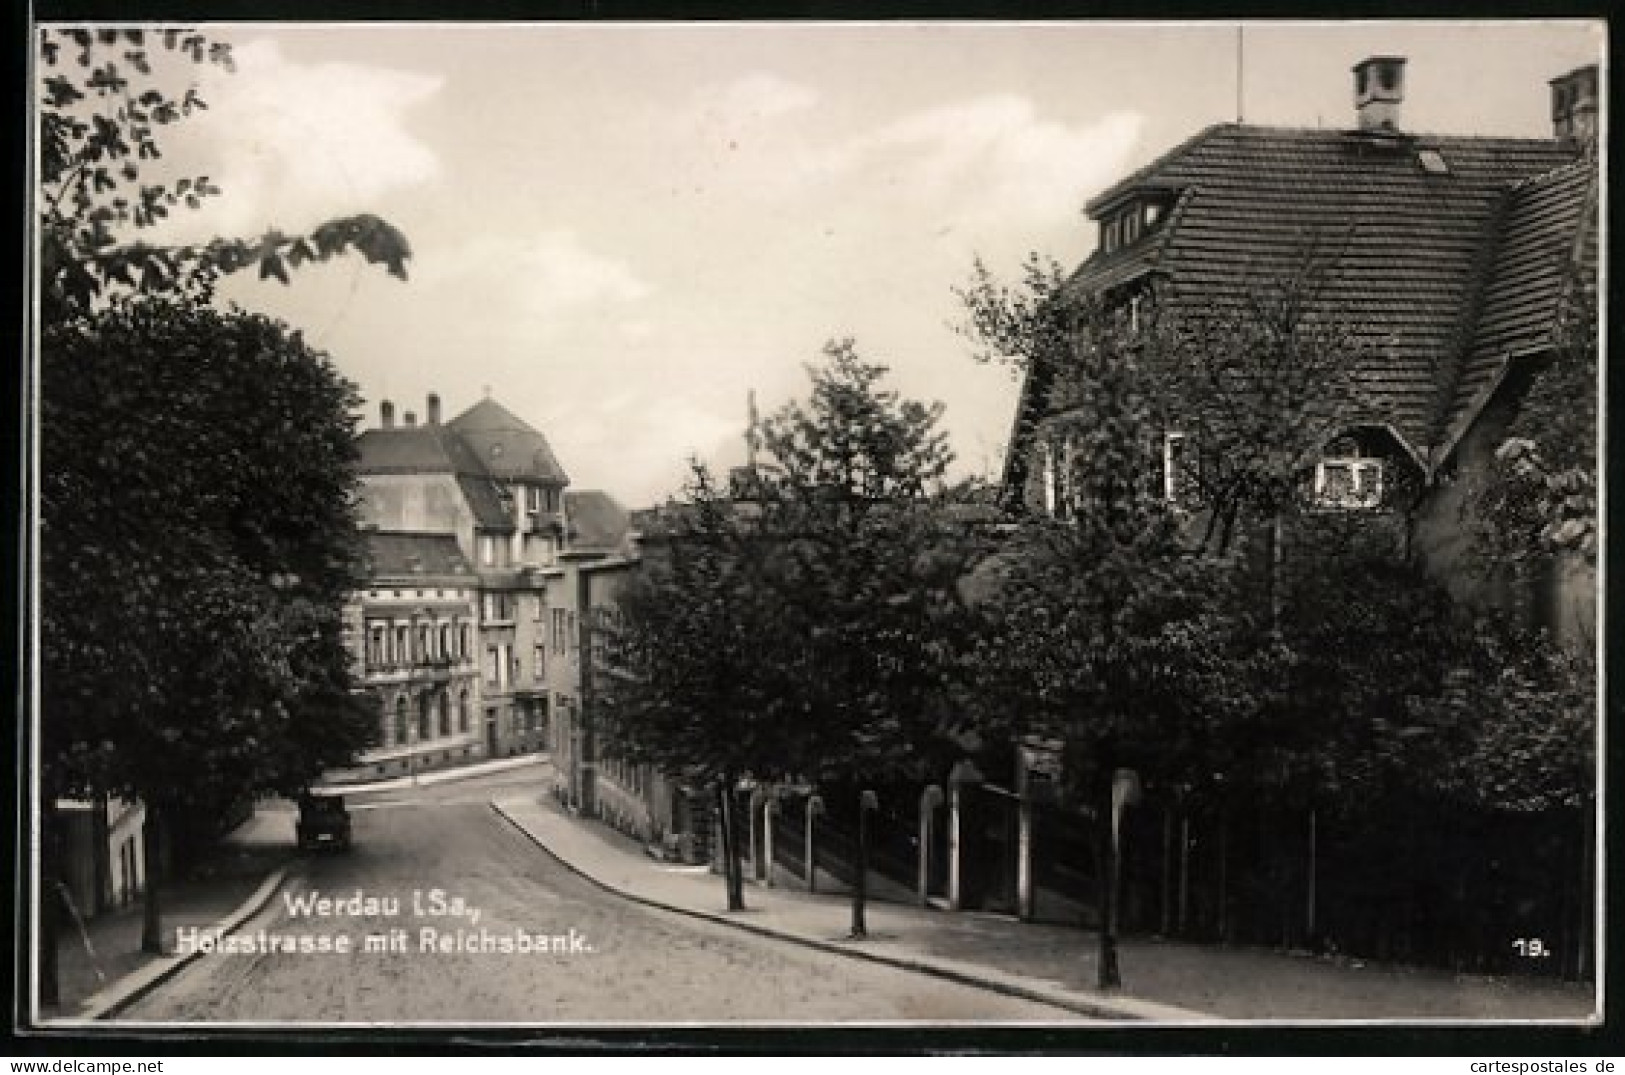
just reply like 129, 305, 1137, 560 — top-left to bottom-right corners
1442, 159, 1598, 450
358, 395, 571, 533
356, 427, 458, 473
363, 531, 476, 579
565, 490, 631, 551
1006, 120, 1589, 494
447, 398, 570, 485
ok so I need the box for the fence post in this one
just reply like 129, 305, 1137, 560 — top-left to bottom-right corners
763, 792, 779, 888
919, 785, 944, 906
947, 760, 984, 912
805, 795, 824, 894
748, 786, 767, 882
852, 789, 878, 939
1018, 793, 1035, 921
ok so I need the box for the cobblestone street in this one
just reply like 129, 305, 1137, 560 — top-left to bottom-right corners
119, 785, 1081, 1024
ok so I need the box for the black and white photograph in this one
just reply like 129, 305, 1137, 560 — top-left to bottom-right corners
23, 15, 1605, 1041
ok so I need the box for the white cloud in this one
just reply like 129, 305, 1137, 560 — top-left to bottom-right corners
144, 38, 443, 241
416, 230, 652, 335
684, 72, 819, 128
838, 96, 1145, 226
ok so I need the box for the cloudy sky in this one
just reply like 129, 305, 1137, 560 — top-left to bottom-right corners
62, 19, 1604, 507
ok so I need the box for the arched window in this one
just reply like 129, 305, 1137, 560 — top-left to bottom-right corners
393, 696, 408, 745
459, 690, 470, 733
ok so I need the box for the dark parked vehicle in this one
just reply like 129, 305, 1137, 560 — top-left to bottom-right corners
296, 792, 352, 852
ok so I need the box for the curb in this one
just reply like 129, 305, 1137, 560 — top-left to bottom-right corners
489, 799, 1210, 1024
318, 753, 545, 796
72, 863, 294, 1021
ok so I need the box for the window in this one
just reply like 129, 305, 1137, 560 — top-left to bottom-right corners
1313, 457, 1384, 511
367, 623, 385, 670
416, 625, 430, 661
486, 646, 501, 687
459, 690, 470, 733
567, 611, 578, 654
394, 625, 409, 665
439, 624, 451, 661
392, 697, 408, 746
552, 609, 569, 655
439, 692, 452, 736
478, 533, 496, 566
535, 644, 546, 682
461, 624, 472, 657
1041, 441, 1058, 516
1163, 431, 1200, 504
1040, 435, 1078, 520
418, 695, 433, 740
526, 484, 541, 512
1102, 217, 1121, 253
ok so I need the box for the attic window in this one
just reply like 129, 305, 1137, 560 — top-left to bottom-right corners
1312, 457, 1384, 511
1416, 148, 1449, 175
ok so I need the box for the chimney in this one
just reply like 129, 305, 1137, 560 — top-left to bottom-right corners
404, 410, 418, 427
427, 392, 442, 426
1551, 64, 1599, 144
380, 400, 395, 429
1353, 56, 1407, 132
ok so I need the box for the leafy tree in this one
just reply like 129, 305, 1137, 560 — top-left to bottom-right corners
751, 340, 987, 934
597, 464, 815, 911
41, 300, 379, 953
35, 25, 410, 990
601, 343, 982, 925
1463, 268, 1598, 598
37, 27, 410, 324
962, 280, 1280, 984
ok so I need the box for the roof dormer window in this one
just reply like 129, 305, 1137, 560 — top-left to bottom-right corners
1099, 195, 1172, 255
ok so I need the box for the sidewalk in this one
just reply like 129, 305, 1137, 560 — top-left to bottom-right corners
316, 752, 544, 795
45, 803, 296, 1020
492, 793, 1599, 1024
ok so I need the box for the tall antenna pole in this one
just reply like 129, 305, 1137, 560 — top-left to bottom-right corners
1235, 24, 1245, 123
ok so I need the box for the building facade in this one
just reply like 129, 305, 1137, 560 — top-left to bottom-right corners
1003, 57, 1599, 642
333, 392, 630, 781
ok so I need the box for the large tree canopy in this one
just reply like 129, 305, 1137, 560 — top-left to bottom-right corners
37, 27, 410, 322
41, 299, 378, 809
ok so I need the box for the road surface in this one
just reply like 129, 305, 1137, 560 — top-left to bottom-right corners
123, 765, 1080, 1024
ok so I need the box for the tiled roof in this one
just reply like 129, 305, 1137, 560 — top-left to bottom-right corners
357, 397, 571, 531
1441, 160, 1598, 452
364, 531, 475, 579
565, 490, 631, 551
356, 427, 458, 473
455, 473, 514, 532
447, 398, 570, 485
1017, 123, 1584, 489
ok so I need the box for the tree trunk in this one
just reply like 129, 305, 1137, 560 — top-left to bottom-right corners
1178, 813, 1190, 936
1096, 782, 1121, 989
92, 791, 111, 915
1577, 798, 1594, 981
1306, 807, 1318, 947
851, 792, 870, 939
140, 803, 164, 954
39, 794, 61, 1008
716, 782, 745, 912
